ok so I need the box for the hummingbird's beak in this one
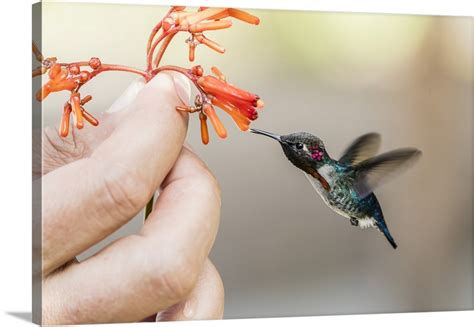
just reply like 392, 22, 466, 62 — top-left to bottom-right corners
250, 128, 281, 142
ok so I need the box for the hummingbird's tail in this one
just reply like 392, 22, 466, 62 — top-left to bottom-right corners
372, 203, 398, 249
380, 224, 398, 249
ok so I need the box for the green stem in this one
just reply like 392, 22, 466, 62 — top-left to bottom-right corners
144, 195, 154, 220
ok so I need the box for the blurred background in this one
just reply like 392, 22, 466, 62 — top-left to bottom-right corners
39, 3, 473, 318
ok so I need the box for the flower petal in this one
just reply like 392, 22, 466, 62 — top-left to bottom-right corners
60, 103, 72, 137
82, 107, 99, 126
195, 35, 225, 54
199, 112, 210, 144
48, 64, 62, 79
189, 20, 232, 33
36, 84, 51, 101
211, 66, 226, 81
203, 104, 227, 138
50, 79, 77, 92
182, 8, 227, 25
198, 76, 257, 103
70, 93, 84, 129
228, 8, 260, 25
233, 102, 258, 121
211, 97, 250, 131
188, 42, 196, 62
80, 95, 93, 105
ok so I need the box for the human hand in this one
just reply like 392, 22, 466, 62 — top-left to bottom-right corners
37, 73, 224, 324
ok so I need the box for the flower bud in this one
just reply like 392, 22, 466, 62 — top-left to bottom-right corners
191, 65, 203, 76
69, 64, 80, 75
48, 64, 62, 79
89, 57, 101, 70
79, 71, 91, 83
199, 112, 209, 145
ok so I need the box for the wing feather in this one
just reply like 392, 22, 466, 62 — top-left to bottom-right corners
353, 148, 422, 198
339, 133, 381, 166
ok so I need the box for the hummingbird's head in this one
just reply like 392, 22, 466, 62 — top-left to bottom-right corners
250, 129, 329, 172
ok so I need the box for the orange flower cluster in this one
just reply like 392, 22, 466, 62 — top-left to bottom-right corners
36, 63, 90, 101
148, 7, 260, 67
179, 7, 259, 62
34, 57, 106, 136
34, 6, 264, 144
60, 93, 98, 137
175, 65, 264, 144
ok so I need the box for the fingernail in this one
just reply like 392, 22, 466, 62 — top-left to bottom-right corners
183, 296, 197, 319
107, 77, 147, 113
168, 71, 192, 106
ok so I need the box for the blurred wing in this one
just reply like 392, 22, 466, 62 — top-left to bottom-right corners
353, 148, 422, 198
339, 133, 381, 166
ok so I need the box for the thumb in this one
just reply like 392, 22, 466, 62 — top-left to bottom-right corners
107, 77, 147, 114
42, 72, 191, 175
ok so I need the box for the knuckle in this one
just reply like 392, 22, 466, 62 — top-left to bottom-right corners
99, 162, 152, 219
145, 251, 199, 302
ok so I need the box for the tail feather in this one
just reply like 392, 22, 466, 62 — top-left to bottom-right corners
380, 225, 397, 249
370, 198, 397, 249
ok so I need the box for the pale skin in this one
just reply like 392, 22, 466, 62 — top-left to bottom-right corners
38, 72, 224, 324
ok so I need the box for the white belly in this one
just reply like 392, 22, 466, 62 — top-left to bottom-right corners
304, 165, 377, 229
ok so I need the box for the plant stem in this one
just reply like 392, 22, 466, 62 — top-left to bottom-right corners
146, 21, 163, 55
153, 33, 177, 68
32, 42, 43, 62
147, 32, 170, 71
146, 6, 175, 56
144, 195, 154, 220
94, 64, 149, 79
56, 62, 150, 80
151, 65, 194, 80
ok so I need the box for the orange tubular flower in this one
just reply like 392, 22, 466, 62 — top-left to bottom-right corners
70, 93, 84, 129
171, 65, 264, 143
60, 102, 72, 137
197, 67, 264, 129
199, 112, 210, 145
211, 97, 250, 131
151, 7, 259, 68
203, 103, 227, 139
58, 93, 98, 137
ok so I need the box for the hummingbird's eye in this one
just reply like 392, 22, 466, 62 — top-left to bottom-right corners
296, 143, 304, 150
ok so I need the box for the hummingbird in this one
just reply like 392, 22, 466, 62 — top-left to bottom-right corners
250, 129, 422, 249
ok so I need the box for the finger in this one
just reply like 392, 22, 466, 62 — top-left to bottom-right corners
140, 146, 222, 276
42, 148, 221, 324
40, 77, 147, 176
156, 259, 225, 321
41, 71, 190, 175
42, 72, 191, 275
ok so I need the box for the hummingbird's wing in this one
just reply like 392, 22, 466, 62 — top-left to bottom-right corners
339, 133, 381, 166
352, 148, 422, 198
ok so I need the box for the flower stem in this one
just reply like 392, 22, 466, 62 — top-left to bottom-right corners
144, 195, 154, 220
147, 32, 170, 71
94, 64, 149, 79
32, 42, 43, 62
153, 33, 177, 68
56, 62, 150, 80
146, 21, 163, 55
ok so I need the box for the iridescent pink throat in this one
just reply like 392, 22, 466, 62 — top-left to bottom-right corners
309, 145, 324, 161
